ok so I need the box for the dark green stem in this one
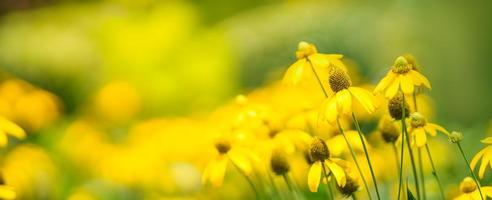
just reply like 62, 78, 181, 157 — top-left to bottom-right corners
401, 93, 421, 199
307, 58, 328, 97
418, 148, 426, 200
393, 144, 401, 178
322, 162, 334, 200
424, 144, 445, 200
397, 115, 405, 200
351, 112, 381, 200
457, 142, 484, 200
337, 118, 373, 200
230, 156, 262, 199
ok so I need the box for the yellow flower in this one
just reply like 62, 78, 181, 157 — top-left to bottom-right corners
282, 41, 345, 85
307, 137, 346, 192
321, 65, 376, 123
202, 137, 257, 187
374, 56, 431, 98
327, 130, 367, 157
0, 116, 26, 147
407, 112, 449, 147
454, 177, 492, 200
471, 137, 492, 179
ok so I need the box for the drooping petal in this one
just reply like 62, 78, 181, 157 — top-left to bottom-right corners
414, 128, 427, 147
326, 161, 347, 187
210, 155, 228, 187
335, 89, 352, 115
482, 137, 492, 144
321, 97, 338, 124
400, 74, 414, 94
426, 123, 449, 135
479, 155, 489, 179
409, 70, 431, 89
385, 77, 401, 98
374, 71, 396, 94
0, 117, 25, 140
282, 60, 307, 85
308, 161, 322, 192
228, 149, 252, 175
423, 125, 437, 137
349, 87, 376, 113
471, 148, 487, 170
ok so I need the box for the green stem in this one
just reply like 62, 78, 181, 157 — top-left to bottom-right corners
424, 144, 445, 200
337, 118, 373, 200
401, 93, 421, 199
397, 115, 405, 200
230, 157, 262, 199
457, 142, 484, 200
307, 59, 328, 97
418, 148, 426, 200
352, 193, 357, 200
393, 144, 401, 178
268, 172, 281, 199
351, 112, 381, 200
412, 90, 418, 111
322, 162, 334, 200
283, 174, 298, 199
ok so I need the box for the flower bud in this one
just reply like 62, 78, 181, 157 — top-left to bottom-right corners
296, 41, 317, 59
460, 177, 476, 194
448, 131, 463, 143
410, 112, 427, 128
391, 56, 412, 74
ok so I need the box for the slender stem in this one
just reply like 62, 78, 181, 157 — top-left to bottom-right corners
401, 93, 421, 199
392, 144, 401, 178
307, 59, 328, 97
412, 90, 418, 111
230, 157, 262, 199
283, 174, 297, 199
322, 162, 334, 200
424, 144, 445, 200
351, 112, 381, 200
418, 148, 426, 200
397, 116, 405, 200
337, 118, 373, 199
457, 142, 484, 200
268, 172, 281, 199
352, 193, 358, 200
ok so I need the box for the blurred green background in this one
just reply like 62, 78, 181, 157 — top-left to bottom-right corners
0, 0, 491, 123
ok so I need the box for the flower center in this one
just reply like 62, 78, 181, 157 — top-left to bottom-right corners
388, 93, 410, 120
391, 56, 412, 74
215, 139, 231, 154
296, 41, 317, 59
410, 112, 427, 127
328, 66, 351, 92
460, 177, 477, 194
310, 137, 330, 161
379, 117, 400, 143
270, 149, 290, 175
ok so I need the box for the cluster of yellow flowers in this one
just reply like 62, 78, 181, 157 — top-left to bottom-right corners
201, 41, 492, 200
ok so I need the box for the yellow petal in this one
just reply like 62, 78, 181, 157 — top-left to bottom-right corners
0, 117, 25, 139
400, 74, 414, 94
482, 137, 492, 144
326, 161, 346, 187
228, 149, 252, 175
481, 186, 492, 198
423, 125, 437, 136
471, 148, 487, 170
321, 97, 338, 123
210, 155, 228, 187
409, 70, 431, 89
336, 89, 352, 115
0, 132, 7, 147
479, 155, 488, 179
427, 123, 449, 135
282, 60, 307, 85
385, 77, 401, 98
414, 128, 427, 147
349, 87, 375, 113
0, 186, 16, 200
308, 161, 322, 192
202, 158, 215, 185
374, 71, 396, 94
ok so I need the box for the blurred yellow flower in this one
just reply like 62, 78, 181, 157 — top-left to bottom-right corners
307, 137, 346, 192
202, 137, 257, 187
471, 137, 492, 179
94, 81, 141, 123
321, 65, 376, 123
0, 116, 25, 147
408, 112, 449, 147
374, 56, 431, 98
454, 177, 492, 200
282, 41, 344, 85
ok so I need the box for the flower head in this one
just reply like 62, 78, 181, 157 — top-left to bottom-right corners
454, 177, 492, 200
470, 137, 492, 179
307, 137, 347, 192
408, 112, 449, 147
378, 116, 400, 144
270, 149, 290, 175
387, 93, 410, 120
321, 65, 376, 123
283, 41, 344, 85
374, 56, 431, 98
